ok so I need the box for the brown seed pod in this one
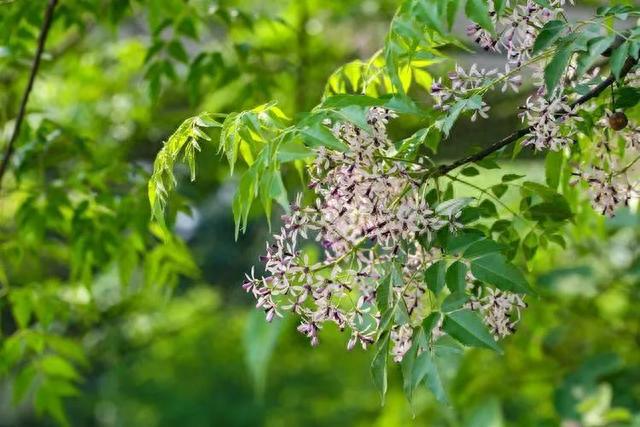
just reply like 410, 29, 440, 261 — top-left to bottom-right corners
608, 112, 628, 131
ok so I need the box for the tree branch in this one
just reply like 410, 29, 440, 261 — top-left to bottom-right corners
434, 57, 638, 178
0, 0, 58, 193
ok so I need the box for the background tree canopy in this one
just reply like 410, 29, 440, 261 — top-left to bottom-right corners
0, 0, 639, 426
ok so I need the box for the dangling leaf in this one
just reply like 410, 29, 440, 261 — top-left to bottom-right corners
471, 253, 533, 294
371, 332, 390, 404
443, 309, 502, 352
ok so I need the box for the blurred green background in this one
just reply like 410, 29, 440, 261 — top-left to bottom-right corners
1, 0, 639, 426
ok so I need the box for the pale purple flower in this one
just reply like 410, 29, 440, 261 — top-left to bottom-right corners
390, 324, 413, 362
244, 107, 459, 350
466, 288, 527, 339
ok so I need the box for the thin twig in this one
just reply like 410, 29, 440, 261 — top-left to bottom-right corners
0, 0, 58, 193
375, 155, 426, 166
432, 57, 638, 179
614, 153, 640, 177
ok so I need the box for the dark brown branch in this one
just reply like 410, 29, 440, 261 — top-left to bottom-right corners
0, 0, 58, 193
434, 57, 638, 178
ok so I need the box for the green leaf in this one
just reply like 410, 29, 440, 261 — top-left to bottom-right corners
40, 355, 80, 380
398, 126, 439, 157
446, 261, 468, 293
379, 304, 397, 335
401, 332, 420, 404
167, 39, 189, 63
422, 126, 442, 154
532, 20, 566, 55
423, 349, 448, 403
277, 138, 313, 162
442, 309, 501, 352
491, 184, 508, 198
46, 336, 88, 366
232, 163, 263, 238
464, 398, 504, 427
478, 199, 498, 217
259, 167, 288, 225
461, 166, 480, 176
425, 260, 447, 294
177, 17, 198, 39
321, 94, 383, 108
463, 238, 501, 259
412, 0, 445, 34
376, 273, 392, 312
530, 201, 572, 222
442, 291, 469, 312
521, 181, 573, 222
145, 40, 165, 64
576, 35, 616, 77
394, 298, 411, 326
438, 95, 483, 136
402, 334, 448, 404
532, 0, 551, 7
614, 87, 640, 109
545, 150, 564, 189
471, 253, 533, 294
545, 44, 574, 94
391, 262, 404, 288
244, 310, 285, 395
371, 332, 390, 404
522, 231, 538, 259
548, 234, 567, 249
458, 206, 481, 224
332, 105, 372, 131
501, 173, 525, 182
34, 381, 70, 427
610, 42, 630, 80
446, 0, 461, 29
13, 365, 37, 404
631, 41, 640, 60
148, 112, 223, 223
300, 124, 348, 152
446, 229, 485, 254
147, 63, 163, 101
493, 0, 506, 16
270, 170, 288, 210
9, 290, 32, 329
422, 312, 442, 338
384, 95, 423, 115
465, 0, 494, 32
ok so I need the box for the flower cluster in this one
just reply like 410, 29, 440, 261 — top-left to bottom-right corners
244, 108, 446, 352
430, 0, 576, 118
240, 0, 640, 360
467, 1, 573, 66
520, 95, 581, 151
434, 0, 585, 134
243, 108, 525, 360
390, 324, 413, 362
571, 165, 638, 217
624, 126, 640, 151
466, 288, 527, 339
431, 64, 521, 117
